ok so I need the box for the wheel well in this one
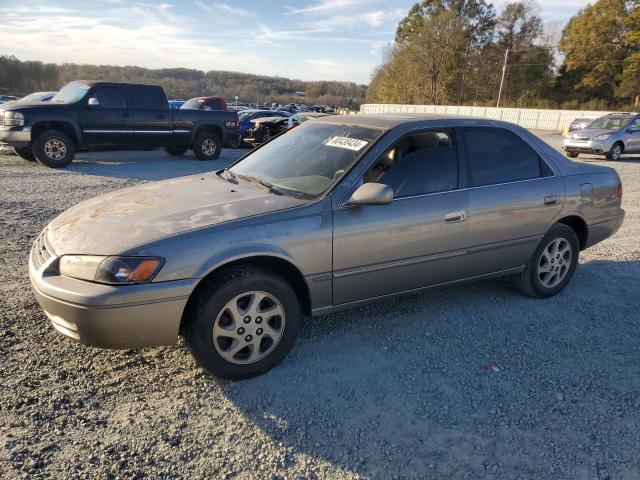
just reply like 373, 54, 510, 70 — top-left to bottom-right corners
32, 121, 78, 144
180, 256, 311, 333
614, 140, 624, 151
195, 124, 223, 141
557, 216, 588, 250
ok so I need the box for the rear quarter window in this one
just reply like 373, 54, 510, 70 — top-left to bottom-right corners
462, 128, 544, 187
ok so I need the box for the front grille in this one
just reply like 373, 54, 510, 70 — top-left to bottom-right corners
31, 230, 55, 270
572, 136, 591, 142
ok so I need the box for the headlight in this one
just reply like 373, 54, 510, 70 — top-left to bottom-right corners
594, 134, 610, 141
59, 255, 164, 284
3, 111, 24, 126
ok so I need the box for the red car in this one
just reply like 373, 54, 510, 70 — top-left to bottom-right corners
181, 96, 228, 111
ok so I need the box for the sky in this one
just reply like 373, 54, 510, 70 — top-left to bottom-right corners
0, 0, 588, 84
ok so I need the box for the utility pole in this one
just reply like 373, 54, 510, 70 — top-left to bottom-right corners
496, 48, 509, 108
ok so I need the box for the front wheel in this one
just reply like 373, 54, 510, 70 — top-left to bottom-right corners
566, 151, 579, 159
193, 131, 221, 161
184, 265, 301, 379
14, 147, 36, 162
32, 130, 75, 168
514, 223, 579, 298
164, 145, 188, 156
606, 142, 623, 161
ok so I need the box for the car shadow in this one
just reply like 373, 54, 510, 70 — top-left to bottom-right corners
62, 148, 245, 181
211, 259, 640, 477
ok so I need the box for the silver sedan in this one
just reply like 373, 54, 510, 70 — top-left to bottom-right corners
29, 114, 625, 379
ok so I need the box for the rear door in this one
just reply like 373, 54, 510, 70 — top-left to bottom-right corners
127, 85, 173, 144
626, 117, 640, 152
79, 86, 133, 145
459, 127, 563, 276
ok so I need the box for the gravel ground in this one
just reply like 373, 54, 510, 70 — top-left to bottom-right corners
1, 138, 639, 480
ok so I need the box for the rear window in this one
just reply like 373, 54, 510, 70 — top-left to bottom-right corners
128, 86, 166, 110
462, 128, 542, 187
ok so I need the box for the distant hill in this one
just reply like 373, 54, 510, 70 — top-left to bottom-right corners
0, 55, 367, 107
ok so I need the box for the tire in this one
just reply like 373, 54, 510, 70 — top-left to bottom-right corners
183, 265, 302, 380
566, 151, 579, 159
14, 147, 36, 162
32, 130, 75, 168
605, 142, 623, 161
514, 223, 580, 298
164, 145, 188, 156
193, 131, 221, 161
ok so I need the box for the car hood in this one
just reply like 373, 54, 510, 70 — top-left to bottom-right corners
46, 173, 307, 255
1, 101, 67, 112
568, 128, 617, 138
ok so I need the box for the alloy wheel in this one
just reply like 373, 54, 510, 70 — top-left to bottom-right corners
213, 291, 286, 365
44, 139, 67, 161
202, 138, 218, 157
537, 237, 572, 288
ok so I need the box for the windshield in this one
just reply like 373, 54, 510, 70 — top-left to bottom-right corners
588, 116, 629, 130
20, 92, 47, 102
180, 98, 203, 110
230, 122, 383, 198
51, 82, 90, 104
238, 111, 257, 122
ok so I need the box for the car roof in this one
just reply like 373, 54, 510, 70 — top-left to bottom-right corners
311, 113, 522, 130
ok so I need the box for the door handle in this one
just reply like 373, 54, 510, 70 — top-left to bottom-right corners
156, 114, 166, 119
544, 195, 560, 206
443, 210, 466, 223
122, 112, 131, 119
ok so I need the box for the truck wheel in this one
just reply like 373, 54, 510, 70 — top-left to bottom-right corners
566, 151, 579, 158
513, 223, 579, 298
183, 265, 301, 380
193, 131, 221, 161
164, 145, 188, 156
606, 142, 623, 161
14, 147, 36, 162
33, 130, 75, 168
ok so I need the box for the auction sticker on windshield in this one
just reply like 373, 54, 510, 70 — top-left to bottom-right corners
325, 136, 369, 151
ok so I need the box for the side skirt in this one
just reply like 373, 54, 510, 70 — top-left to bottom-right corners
310, 266, 525, 317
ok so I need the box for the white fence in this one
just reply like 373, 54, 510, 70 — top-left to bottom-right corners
359, 104, 614, 132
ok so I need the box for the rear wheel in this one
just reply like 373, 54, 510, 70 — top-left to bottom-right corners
183, 265, 301, 379
606, 142, 623, 161
32, 130, 75, 168
14, 147, 36, 162
193, 131, 221, 161
514, 223, 579, 298
164, 145, 188, 156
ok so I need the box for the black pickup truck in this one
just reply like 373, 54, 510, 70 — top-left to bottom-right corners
0, 80, 238, 168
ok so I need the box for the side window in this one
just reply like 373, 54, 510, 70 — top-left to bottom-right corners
129, 87, 166, 109
629, 118, 640, 130
92, 87, 126, 109
364, 130, 458, 197
462, 128, 542, 187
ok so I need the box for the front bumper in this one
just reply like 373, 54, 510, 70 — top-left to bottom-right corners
563, 138, 612, 155
29, 231, 197, 349
0, 126, 31, 148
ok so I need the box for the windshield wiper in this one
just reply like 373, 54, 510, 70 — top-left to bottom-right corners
219, 168, 238, 184
237, 174, 285, 196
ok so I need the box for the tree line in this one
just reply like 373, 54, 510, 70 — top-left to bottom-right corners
0, 56, 367, 107
366, 0, 640, 110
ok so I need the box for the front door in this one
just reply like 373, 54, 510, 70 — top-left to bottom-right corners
332, 129, 470, 305
625, 117, 640, 152
79, 86, 133, 145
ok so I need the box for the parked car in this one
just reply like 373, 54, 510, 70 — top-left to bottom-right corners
28, 114, 624, 379
238, 109, 290, 144
563, 116, 597, 135
0, 95, 18, 104
563, 113, 640, 160
244, 116, 293, 147
0, 80, 238, 167
168, 99, 186, 109
181, 96, 228, 111
16, 91, 57, 103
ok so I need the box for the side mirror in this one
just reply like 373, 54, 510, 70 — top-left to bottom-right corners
348, 183, 393, 206
88, 97, 100, 107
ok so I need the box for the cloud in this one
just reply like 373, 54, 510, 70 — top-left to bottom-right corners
194, 1, 253, 17
284, 0, 383, 15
